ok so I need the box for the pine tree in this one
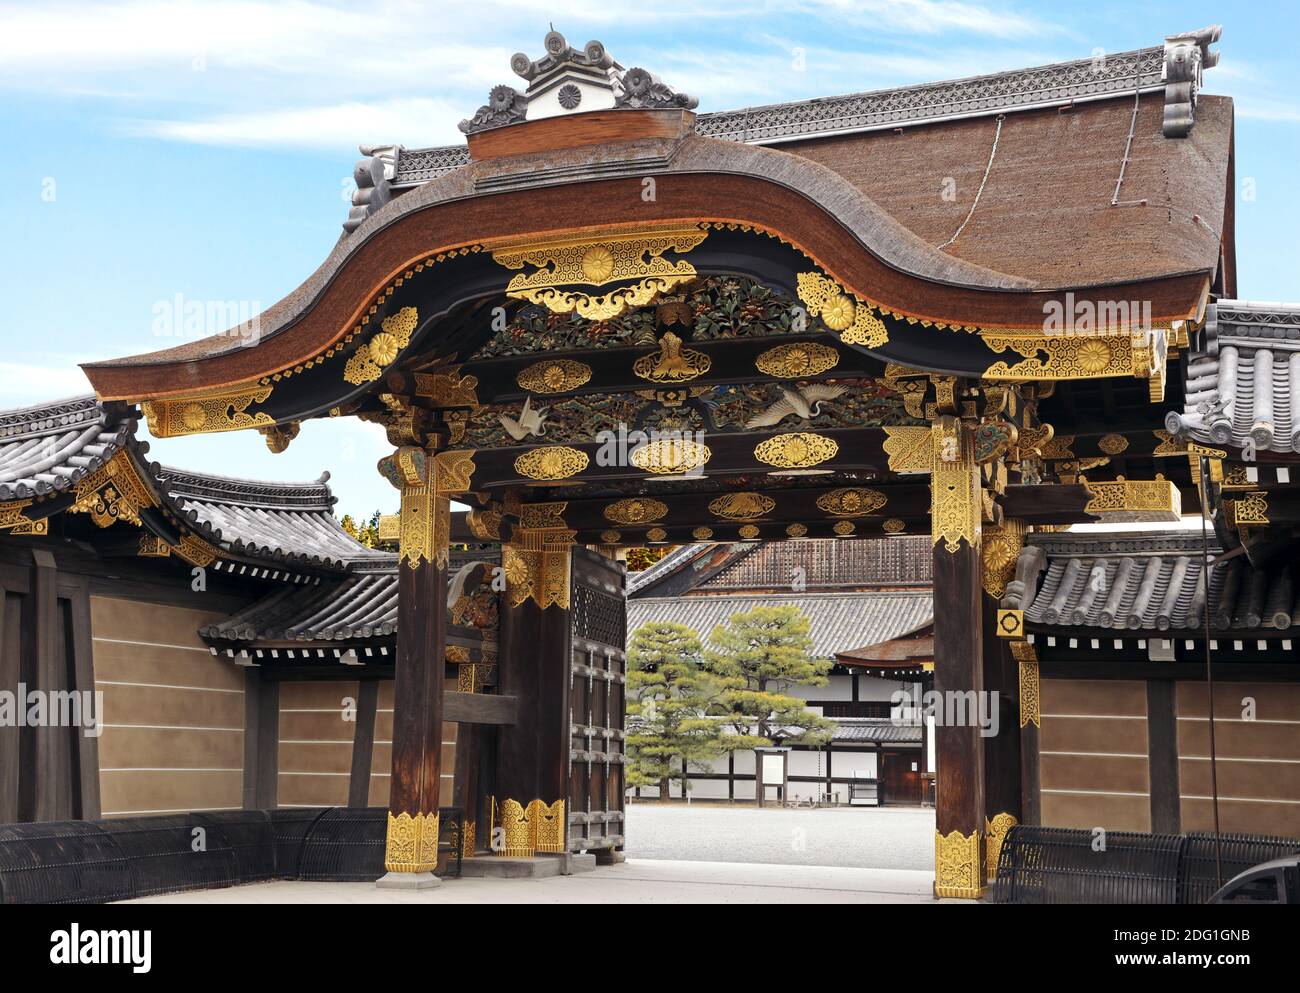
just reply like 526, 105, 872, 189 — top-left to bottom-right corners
703, 605, 836, 745
625, 621, 729, 800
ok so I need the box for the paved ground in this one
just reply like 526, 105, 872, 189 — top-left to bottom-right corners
624, 803, 936, 871
131, 859, 947, 904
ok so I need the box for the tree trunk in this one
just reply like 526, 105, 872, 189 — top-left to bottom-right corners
659, 775, 670, 802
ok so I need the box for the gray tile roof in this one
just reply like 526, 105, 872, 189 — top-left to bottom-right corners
201, 562, 398, 642
0, 395, 132, 500
1165, 300, 1300, 453
159, 465, 391, 571
833, 719, 923, 744
1005, 531, 1300, 632
627, 591, 933, 657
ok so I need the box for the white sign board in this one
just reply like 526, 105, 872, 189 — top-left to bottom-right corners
761, 753, 785, 786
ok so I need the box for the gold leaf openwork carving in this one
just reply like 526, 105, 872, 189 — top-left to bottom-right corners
143, 384, 275, 438
343, 307, 419, 385
795, 271, 888, 348
981, 520, 1025, 598
514, 446, 589, 481
708, 492, 775, 521
754, 342, 840, 378
930, 418, 981, 553
692, 526, 714, 540
516, 358, 592, 394
815, 487, 885, 518
785, 523, 807, 538
935, 829, 985, 899
753, 432, 838, 469
384, 811, 440, 873
882, 426, 932, 474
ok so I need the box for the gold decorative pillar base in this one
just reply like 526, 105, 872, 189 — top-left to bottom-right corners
984, 813, 1017, 883
491, 798, 566, 857
384, 811, 441, 873
935, 829, 986, 899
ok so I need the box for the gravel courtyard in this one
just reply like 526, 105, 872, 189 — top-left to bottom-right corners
623, 803, 936, 871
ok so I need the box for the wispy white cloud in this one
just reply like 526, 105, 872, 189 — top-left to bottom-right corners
0, 0, 1068, 149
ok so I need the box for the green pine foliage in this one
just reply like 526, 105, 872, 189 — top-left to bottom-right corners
625, 621, 730, 799
703, 605, 836, 746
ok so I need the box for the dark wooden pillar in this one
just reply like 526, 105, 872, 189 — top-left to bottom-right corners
930, 417, 987, 898
980, 522, 1024, 881
29, 549, 73, 822
1147, 679, 1181, 834
242, 667, 279, 809
492, 527, 572, 857
348, 679, 379, 808
1011, 640, 1041, 826
378, 447, 472, 886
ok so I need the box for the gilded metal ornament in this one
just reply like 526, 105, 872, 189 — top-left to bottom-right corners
795, 271, 889, 348
514, 445, 589, 481
600, 530, 621, 544
815, 487, 885, 518
930, 417, 981, 553
516, 359, 593, 394
343, 307, 419, 385
492, 798, 566, 857
692, 527, 714, 540
492, 227, 705, 321
630, 436, 711, 474
785, 523, 807, 538
997, 608, 1025, 638
384, 810, 440, 873
935, 829, 985, 899
881, 426, 932, 474
832, 520, 855, 536
604, 497, 668, 525
882, 518, 906, 533
503, 527, 574, 610
707, 492, 775, 521
646, 527, 668, 542
754, 342, 840, 378
633, 332, 712, 383
1230, 491, 1269, 526
0, 501, 47, 535
1097, 432, 1129, 455
738, 525, 760, 539
981, 520, 1025, 598
142, 384, 274, 437
1083, 475, 1181, 522
1010, 640, 1039, 727
68, 452, 155, 528
753, 432, 838, 469
985, 813, 1017, 882
413, 367, 480, 407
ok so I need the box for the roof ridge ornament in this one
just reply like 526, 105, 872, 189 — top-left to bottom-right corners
1162, 24, 1221, 137
459, 29, 697, 136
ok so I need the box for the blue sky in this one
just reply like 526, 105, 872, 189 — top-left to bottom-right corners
2, 0, 1297, 519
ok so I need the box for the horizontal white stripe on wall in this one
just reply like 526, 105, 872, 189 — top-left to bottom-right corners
278, 771, 350, 777
1176, 716, 1300, 725
1041, 750, 1148, 759
102, 723, 241, 732
93, 637, 212, 654
1182, 755, 1300, 764
101, 768, 241, 773
280, 708, 354, 713
1041, 788, 1150, 798
1041, 713, 1146, 720
97, 680, 241, 694
1181, 794, 1300, 804
280, 739, 354, 745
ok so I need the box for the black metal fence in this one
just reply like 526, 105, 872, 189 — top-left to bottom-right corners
0, 807, 463, 905
993, 825, 1300, 904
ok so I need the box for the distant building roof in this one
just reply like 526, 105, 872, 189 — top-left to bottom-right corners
628, 590, 933, 658
833, 719, 923, 744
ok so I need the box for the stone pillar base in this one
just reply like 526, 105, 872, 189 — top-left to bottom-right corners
375, 871, 442, 891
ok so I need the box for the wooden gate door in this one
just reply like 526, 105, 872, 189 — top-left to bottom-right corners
566, 547, 627, 859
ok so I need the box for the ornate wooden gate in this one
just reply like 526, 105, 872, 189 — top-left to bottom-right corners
566, 548, 626, 858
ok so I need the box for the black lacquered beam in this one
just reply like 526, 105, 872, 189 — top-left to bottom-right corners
451, 335, 879, 405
